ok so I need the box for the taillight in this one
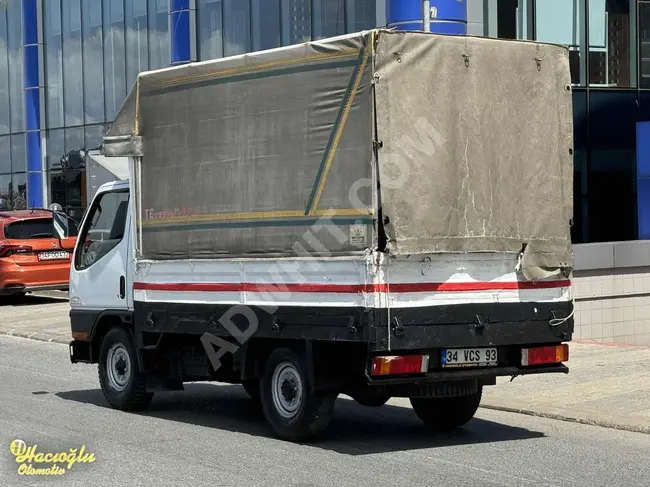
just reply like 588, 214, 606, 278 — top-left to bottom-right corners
521, 344, 569, 366
371, 354, 429, 376
0, 244, 33, 258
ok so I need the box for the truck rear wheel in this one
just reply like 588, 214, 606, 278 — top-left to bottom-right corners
410, 386, 482, 433
260, 348, 336, 442
98, 327, 153, 411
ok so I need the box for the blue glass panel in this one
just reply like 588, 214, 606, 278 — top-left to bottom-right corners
170, 0, 190, 11
26, 171, 43, 208
387, 0, 467, 25
171, 9, 191, 63
26, 130, 41, 172
22, 0, 38, 46
24, 88, 40, 132
638, 122, 650, 179
638, 178, 650, 239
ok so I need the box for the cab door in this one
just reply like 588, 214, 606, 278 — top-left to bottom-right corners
69, 186, 132, 311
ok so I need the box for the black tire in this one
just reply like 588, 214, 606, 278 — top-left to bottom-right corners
410, 386, 482, 433
260, 348, 336, 442
242, 379, 260, 401
351, 392, 390, 407
98, 327, 153, 411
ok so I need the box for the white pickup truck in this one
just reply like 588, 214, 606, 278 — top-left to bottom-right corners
68, 29, 575, 442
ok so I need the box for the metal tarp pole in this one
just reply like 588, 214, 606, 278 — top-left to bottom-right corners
423, 0, 431, 32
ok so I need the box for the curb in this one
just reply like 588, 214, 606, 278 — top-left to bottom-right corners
0, 330, 69, 345
480, 401, 650, 435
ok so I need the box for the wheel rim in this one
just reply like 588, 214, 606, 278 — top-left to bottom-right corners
106, 342, 131, 392
271, 361, 303, 419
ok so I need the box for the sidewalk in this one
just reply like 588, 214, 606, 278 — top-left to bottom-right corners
1, 297, 649, 434
480, 341, 650, 434
0, 294, 70, 343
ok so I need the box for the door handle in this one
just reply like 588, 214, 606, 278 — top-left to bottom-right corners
119, 276, 126, 299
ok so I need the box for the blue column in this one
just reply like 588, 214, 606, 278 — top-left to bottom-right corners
637, 122, 650, 239
386, 0, 467, 35
170, 0, 195, 65
23, 0, 43, 208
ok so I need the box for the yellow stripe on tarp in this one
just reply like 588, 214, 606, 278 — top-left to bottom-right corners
142, 49, 361, 91
307, 47, 371, 215
139, 208, 374, 227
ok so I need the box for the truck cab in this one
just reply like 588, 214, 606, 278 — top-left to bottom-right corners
68, 180, 132, 351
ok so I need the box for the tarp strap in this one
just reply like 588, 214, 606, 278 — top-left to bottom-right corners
304, 41, 371, 215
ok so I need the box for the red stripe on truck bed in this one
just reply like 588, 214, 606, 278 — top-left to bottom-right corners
133, 280, 571, 293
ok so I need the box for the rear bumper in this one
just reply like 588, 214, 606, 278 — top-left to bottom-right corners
0, 261, 70, 295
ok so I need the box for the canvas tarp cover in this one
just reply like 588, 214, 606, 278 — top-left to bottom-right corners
374, 31, 574, 273
108, 32, 375, 259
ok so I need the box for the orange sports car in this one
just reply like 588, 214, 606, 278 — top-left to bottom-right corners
0, 209, 79, 297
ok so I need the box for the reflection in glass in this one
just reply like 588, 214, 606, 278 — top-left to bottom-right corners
11, 134, 25, 174
0, 174, 10, 204
0, 135, 10, 174
199, 0, 224, 60
126, 0, 149, 88
7, 0, 23, 132
0, 12, 11, 134
47, 129, 66, 170
224, 0, 251, 56
347, 0, 376, 32
535, 0, 584, 84
639, 1, 650, 88
11, 172, 27, 210
82, 0, 105, 124
104, 0, 127, 121
85, 124, 105, 150
282, 0, 312, 45
65, 127, 85, 156
63, 0, 84, 126
48, 170, 86, 216
313, 0, 345, 39
45, 0, 65, 128
252, 0, 281, 52
148, 0, 169, 69
588, 0, 633, 87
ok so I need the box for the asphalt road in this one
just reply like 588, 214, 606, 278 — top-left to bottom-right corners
2, 335, 650, 487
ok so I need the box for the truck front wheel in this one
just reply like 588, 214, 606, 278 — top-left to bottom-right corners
98, 327, 153, 411
410, 387, 482, 433
260, 348, 336, 442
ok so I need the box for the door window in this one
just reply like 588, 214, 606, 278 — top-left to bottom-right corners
75, 190, 129, 270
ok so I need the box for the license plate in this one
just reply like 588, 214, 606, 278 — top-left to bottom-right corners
38, 251, 69, 261
441, 348, 498, 368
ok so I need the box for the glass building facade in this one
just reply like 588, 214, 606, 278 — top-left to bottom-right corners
0, 0, 648, 245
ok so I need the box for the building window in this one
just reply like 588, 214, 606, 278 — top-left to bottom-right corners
148, 0, 170, 70
223, 0, 251, 56
7, 0, 23, 132
62, 0, 84, 126
103, 0, 127, 122
82, 0, 105, 124
252, 0, 281, 52
588, 0, 634, 87
282, 0, 312, 45
0, 8, 10, 135
639, 1, 650, 88
314, 0, 345, 39
198, 0, 224, 60
126, 0, 149, 88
